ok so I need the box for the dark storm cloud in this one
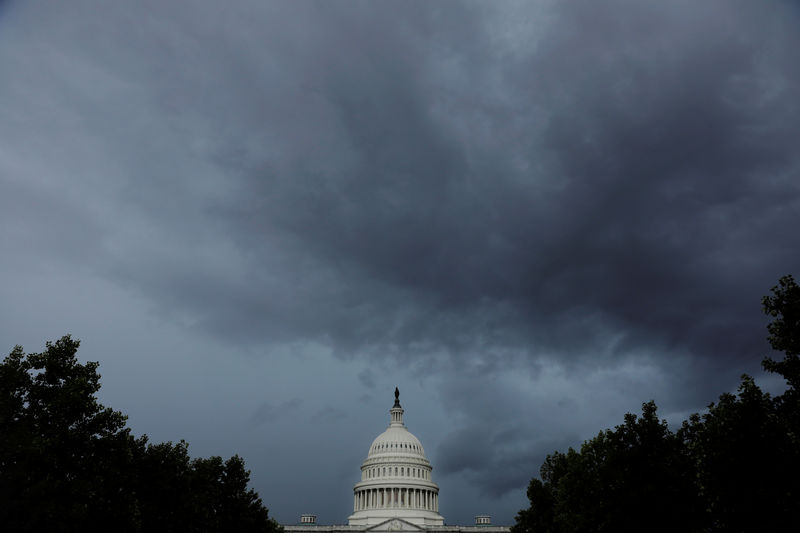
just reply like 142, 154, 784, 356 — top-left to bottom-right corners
311, 406, 349, 423
437, 424, 573, 497
251, 398, 303, 426
177, 0, 800, 373
358, 368, 376, 389
2, 0, 800, 521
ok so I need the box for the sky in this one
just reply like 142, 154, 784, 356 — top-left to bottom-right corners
1, 0, 799, 526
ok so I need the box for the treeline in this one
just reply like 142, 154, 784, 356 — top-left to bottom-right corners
0, 336, 281, 533
513, 275, 800, 533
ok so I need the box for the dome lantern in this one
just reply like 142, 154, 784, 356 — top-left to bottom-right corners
390, 387, 404, 426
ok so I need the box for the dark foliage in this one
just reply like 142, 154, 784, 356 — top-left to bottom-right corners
0, 335, 281, 533
513, 402, 701, 533
513, 275, 800, 532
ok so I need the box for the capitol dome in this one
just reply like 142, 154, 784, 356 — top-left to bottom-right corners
348, 389, 444, 527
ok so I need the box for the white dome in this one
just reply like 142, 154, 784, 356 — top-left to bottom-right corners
368, 427, 426, 459
348, 389, 444, 527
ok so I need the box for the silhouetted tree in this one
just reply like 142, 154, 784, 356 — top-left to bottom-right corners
0, 336, 136, 531
513, 402, 701, 533
762, 274, 800, 386
515, 275, 800, 532
680, 376, 796, 531
0, 335, 281, 533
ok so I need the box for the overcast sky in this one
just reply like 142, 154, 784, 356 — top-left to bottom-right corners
2, 0, 799, 525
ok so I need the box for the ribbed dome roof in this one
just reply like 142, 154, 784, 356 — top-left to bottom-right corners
367, 426, 426, 459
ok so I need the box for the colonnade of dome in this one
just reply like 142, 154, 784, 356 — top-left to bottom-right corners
353, 487, 439, 513
348, 389, 445, 527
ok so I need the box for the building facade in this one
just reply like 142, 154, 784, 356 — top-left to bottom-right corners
284, 390, 510, 533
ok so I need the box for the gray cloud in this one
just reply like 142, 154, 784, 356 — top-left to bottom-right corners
251, 398, 304, 427
358, 367, 376, 389
1, 0, 799, 525
312, 405, 350, 423
87, 0, 796, 371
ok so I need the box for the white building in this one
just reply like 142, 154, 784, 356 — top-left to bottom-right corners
284, 389, 510, 533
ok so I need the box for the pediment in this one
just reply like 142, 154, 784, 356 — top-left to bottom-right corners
366, 519, 424, 532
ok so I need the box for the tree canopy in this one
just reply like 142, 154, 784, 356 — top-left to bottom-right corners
513, 275, 800, 533
0, 335, 281, 533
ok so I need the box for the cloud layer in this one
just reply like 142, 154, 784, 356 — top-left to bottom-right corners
2, 0, 799, 524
